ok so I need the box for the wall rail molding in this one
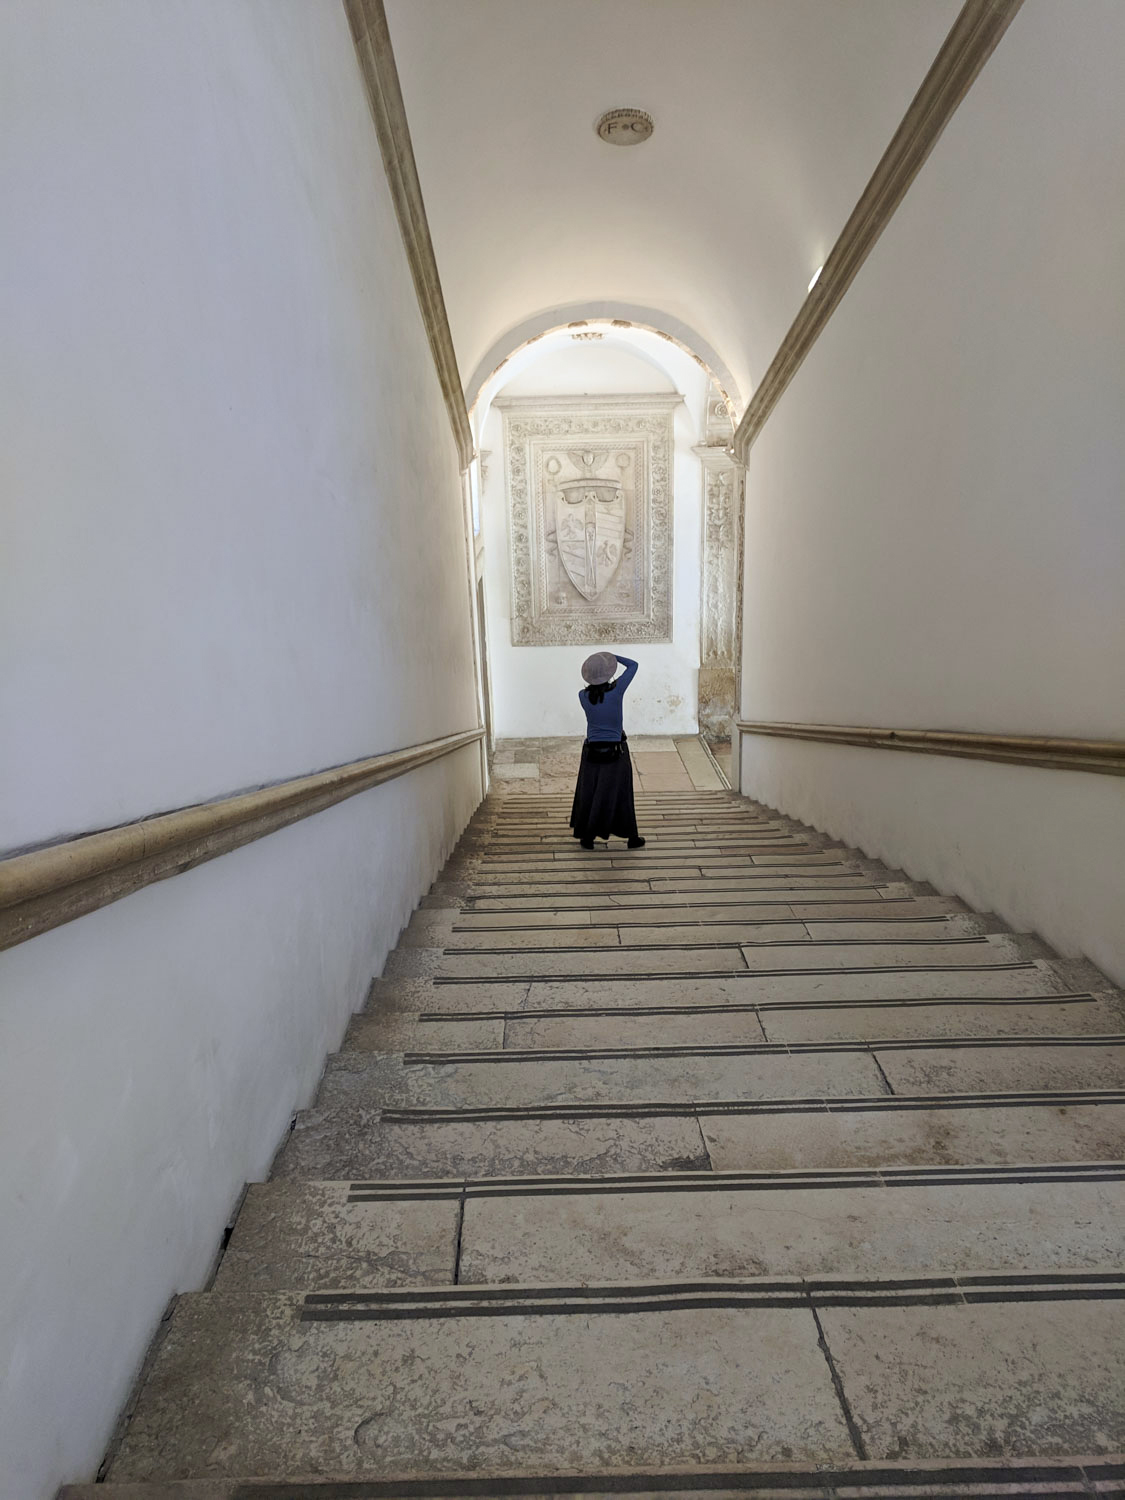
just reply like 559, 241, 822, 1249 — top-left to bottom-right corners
737, 721, 1125, 778
344, 0, 473, 470
732, 0, 1024, 462
0, 729, 484, 953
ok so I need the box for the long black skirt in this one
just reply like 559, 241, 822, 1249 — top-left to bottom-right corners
569, 738, 639, 843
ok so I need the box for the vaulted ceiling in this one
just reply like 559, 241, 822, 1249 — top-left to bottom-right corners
385, 0, 961, 412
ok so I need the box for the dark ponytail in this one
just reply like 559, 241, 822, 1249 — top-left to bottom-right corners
585, 678, 618, 706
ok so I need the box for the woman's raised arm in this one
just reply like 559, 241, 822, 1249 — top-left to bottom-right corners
615, 654, 639, 692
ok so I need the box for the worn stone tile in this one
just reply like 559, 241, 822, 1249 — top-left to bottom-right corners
446, 927, 622, 951
739, 937, 1023, 972
821, 1298, 1125, 1458
620, 922, 809, 946
789, 897, 963, 918
393, 1051, 888, 1109
636, 775, 695, 791
687, 767, 726, 791
604, 903, 801, 923
701, 1102, 1125, 1172
741, 852, 850, 867
627, 736, 679, 752
465, 892, 596, 910
382, 945, 445, 978
367, 978, 530, 1014
760, 997, 1125, 1044
602, 891, 885, 911
398, 910, 455, 946
213, 1182, 458, 1291
108, 1294, 852, 1479
491, 762, 540, 779
877, 1041, 1125, 1096
505, 1010, 769, 1050
802, 917, 985, 941
459, 1179, 1125, 1286
438, 945, 748, 980
320, 1115, 712, 1179
455, 910, 595, 929
345, 1012, 505, 1052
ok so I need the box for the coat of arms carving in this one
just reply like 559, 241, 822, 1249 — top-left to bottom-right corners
499, 395, 677, 646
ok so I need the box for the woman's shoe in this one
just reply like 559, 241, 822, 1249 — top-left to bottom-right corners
580, 838, 596, 850
627, 836, 646, 849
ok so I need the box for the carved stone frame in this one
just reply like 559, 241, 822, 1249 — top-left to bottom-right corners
498, 395, 678, 647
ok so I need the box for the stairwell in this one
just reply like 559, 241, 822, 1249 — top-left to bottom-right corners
68, 759, 1125, 1498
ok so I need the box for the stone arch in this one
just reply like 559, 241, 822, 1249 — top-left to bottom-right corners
465, 303, 744, 424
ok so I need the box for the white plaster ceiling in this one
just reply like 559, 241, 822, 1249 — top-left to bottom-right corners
385, 0, 962, 412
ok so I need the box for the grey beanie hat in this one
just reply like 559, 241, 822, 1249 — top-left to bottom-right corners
581, 651, 618, 686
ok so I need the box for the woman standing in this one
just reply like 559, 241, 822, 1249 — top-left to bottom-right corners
570, 651, 646, 851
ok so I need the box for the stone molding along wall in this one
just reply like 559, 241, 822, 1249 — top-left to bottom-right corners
736, 721, 1125, 777
498, 395, 678, 647
0, 729, 484, 952
344, 0, 473, 471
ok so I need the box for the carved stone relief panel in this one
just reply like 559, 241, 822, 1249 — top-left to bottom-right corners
498, 395, 678, 646
695, 444, 745, 741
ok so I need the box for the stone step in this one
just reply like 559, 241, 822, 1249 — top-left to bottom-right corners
321, 1046, 892, 1109
462, 883, 913, 910
452, 857, 856, 886
434, 934, 1028, 981
102, 1277, 1125, 1482
367, 960, 1072, 1016
458, 874, 887, 899
452, 896, 965, 926
482, 995, 1123, 1051
57, 1454, 1125, 1500
313, 1038, 1125, 1112
214, 1167, 1125, 1294
442, 915, 986, 949
272, 1093, 1125, 1180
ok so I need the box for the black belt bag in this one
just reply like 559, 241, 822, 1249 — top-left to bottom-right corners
585, 731, 628, 764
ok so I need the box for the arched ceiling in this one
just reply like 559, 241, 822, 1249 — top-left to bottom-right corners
384, 0, 961, 411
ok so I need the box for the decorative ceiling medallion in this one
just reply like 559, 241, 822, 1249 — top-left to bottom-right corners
595, 108, 654, 146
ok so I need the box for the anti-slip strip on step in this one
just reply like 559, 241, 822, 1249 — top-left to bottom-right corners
299, 1271, 1125, 1321
459, 883, 889, 903
457, 894, 911, 914
378, 1088, 1125, 1123
417, 993, 1095, 1023
344, 1159, 1125, 1202
402, 1034, 1125, 1067
432, 961, 1037, 986
441, 937, 991, 955
450, 916, 958, 934
184, 1455, 1125, 1500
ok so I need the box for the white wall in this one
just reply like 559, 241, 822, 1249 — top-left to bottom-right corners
479, 339, 703, 738
0, 4, 480, 1495
740, 0, 1125, 985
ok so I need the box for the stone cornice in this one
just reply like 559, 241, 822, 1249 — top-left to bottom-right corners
0, 729, 484, 951
344, 0, 474, 470
733, 0, 1025, 463
494, 394, 684, 413
736, 721, 1125, 777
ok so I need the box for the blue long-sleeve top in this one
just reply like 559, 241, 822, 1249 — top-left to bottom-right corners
579, 655, 638, 742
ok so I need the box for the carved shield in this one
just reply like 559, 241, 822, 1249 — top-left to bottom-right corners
555, 479, 626, 600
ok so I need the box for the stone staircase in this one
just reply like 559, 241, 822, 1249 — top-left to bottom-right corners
68, 785, 1125, 1498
